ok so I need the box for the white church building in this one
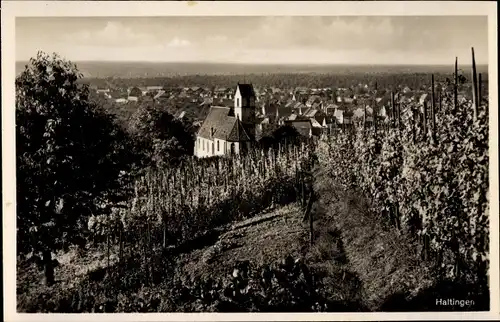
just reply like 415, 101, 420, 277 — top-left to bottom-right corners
194, 83, 257, 158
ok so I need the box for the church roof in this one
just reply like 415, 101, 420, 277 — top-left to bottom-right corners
227, 118, 252, 142
237, 83, 256, 98
197, 106, 252, 142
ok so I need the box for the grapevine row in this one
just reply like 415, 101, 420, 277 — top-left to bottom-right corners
316, 52, 488, 283
87, 142, 316, 266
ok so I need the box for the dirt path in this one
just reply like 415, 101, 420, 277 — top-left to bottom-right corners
178, 203, 308, 280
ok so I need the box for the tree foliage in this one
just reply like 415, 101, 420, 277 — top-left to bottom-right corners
16, 52, 134, 281
259, 124, 302, 150
128, 104, 195, 168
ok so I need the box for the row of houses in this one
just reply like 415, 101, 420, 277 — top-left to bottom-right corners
93, 83, 379, 108
95, 82, 459, 154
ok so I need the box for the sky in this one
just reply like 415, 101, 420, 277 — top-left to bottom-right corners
16, 16, 489, 65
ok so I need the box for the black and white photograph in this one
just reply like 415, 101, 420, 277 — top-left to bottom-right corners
2, 1, 498, 320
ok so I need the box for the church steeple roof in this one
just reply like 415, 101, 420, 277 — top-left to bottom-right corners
236, 83, 255, 98
226, 117, 251, 142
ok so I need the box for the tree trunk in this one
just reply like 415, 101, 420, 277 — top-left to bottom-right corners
43, 249, 55, 286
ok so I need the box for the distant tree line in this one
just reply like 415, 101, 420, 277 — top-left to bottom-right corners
80, 71, 489, 94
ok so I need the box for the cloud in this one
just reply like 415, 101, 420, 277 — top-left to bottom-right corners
16, 16, 489, 64
62, 21, 154, 47
167, 37, 191, 48
233, 16, 487, 57
206, 35, 228, 43
235, 17, 398, 51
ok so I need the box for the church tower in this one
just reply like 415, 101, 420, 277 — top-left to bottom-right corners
234, 83, 256, 123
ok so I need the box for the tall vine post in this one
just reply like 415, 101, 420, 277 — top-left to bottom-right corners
431, 74, 436, 142
478, 72, 482, 105
423, 101, 428, 140
471, 47, 479, 121
391, 91, 395, 129
454, 57, 458, 110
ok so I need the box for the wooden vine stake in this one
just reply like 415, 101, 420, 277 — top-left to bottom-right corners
471, 47, 479, 121
478, 72, 482, 105
438, 87, 442, 111
309, 195, 314, 246
397, 101, 401, 131
363, 104, 366, 132
454, 57, 458, 110
301, 188, 315, 246
119, 221, 123, 263
423, 101, 428, 140
391, 91, 395, 128
411, 107, 416, 143
106, 221, 110, 274
431, 74, 436, 142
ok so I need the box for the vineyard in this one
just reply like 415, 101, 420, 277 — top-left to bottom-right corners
316, 50, 489, 287
16, 49, 490, 313
85, 142, 317, 280
18, 142, 326, 313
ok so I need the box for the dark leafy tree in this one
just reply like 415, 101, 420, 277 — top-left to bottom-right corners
128, 87, 142, 98
259, 124, 301, 150
16, 52, 135, 285
129, 104, 195, 168
273, 125, 301, 143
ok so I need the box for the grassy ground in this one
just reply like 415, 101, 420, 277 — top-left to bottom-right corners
180, 205, 309, 280
312, 165, 489, 311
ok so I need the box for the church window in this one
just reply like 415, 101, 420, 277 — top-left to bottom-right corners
217, 140, 220, 151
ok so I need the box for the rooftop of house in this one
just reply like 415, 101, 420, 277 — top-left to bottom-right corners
284, 119, 313, 137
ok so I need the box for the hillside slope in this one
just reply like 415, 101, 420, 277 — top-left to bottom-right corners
311, 165, 489, 312
17, 202, 365, 312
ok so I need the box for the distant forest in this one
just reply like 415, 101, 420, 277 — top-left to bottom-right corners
16, 61, 489, 89
79, 72, 488, 94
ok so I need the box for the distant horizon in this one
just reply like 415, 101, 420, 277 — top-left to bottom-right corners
16, 59, 490, 79
16, 59, 488, 67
